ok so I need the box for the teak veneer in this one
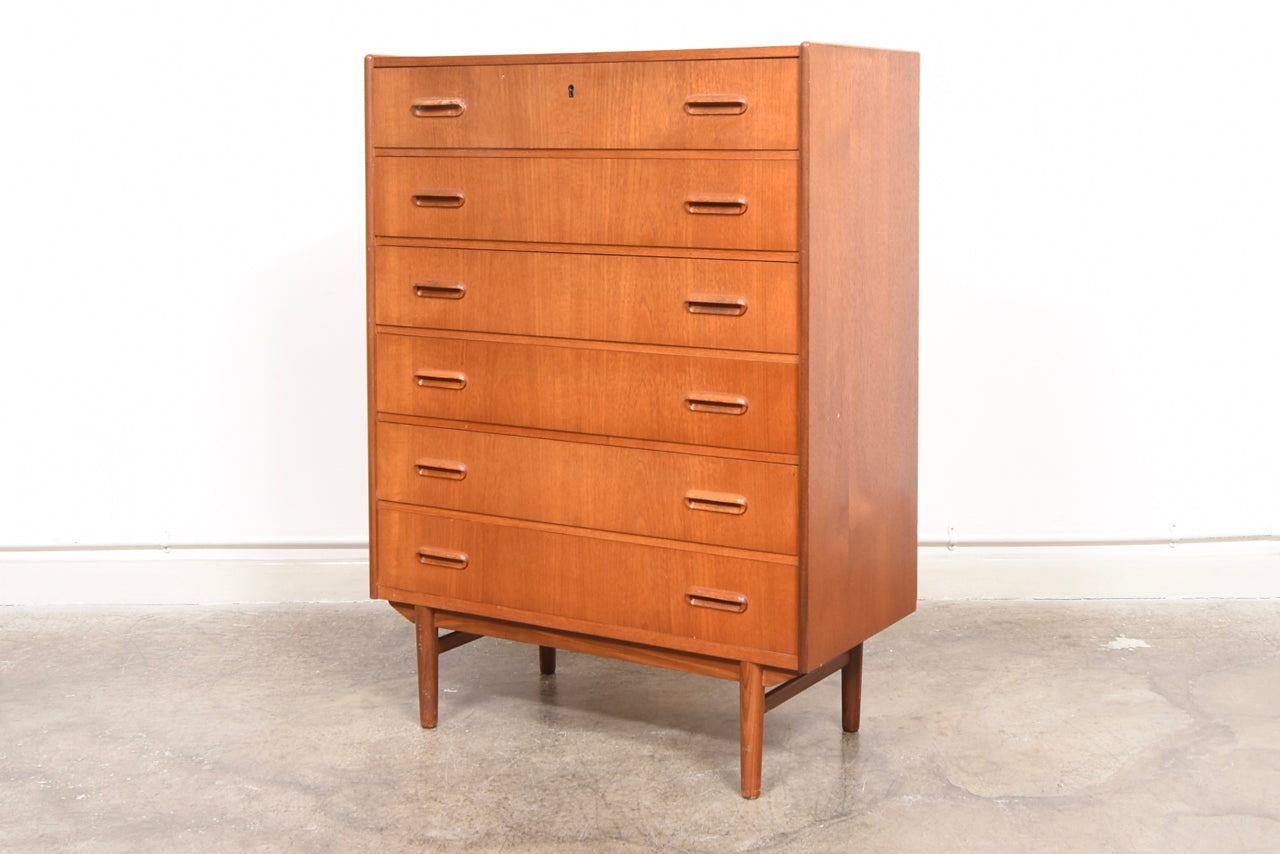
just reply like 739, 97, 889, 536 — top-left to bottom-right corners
365, 42, 918, 799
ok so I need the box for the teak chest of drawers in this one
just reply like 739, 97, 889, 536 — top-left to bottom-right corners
365, 43, 918, 798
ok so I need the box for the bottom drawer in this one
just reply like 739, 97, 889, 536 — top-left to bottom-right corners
376, 506, 797, 656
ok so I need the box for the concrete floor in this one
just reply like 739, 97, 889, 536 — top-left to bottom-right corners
1, 601, 1277, 853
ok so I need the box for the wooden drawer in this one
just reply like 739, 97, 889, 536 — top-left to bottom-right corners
376, 421, 798, 553
375, 332, 798, 454
374, 246, 799, 354
370, 59, 798, 150
372, 155, 798, 251
376, 506, 799, 655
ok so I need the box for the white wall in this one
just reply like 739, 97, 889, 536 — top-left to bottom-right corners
1, 2, 1276, 595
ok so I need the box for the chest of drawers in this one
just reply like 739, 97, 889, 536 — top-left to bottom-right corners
365, 43, 918, 798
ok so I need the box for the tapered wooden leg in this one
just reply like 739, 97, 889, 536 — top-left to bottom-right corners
538, 645, 557, 675
415, 605, 439, 728
841, 643, 864, 733
739, 661, 764, 799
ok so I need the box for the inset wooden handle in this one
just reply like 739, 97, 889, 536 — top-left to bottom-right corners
415, 458, 467, 481
685, 295, 747, 316
685, 196, 748, 216
414, 370, 467, 390
413, 280, 466, 300
412, 97, 466, 118
684, 95, 748, 116
416, 547, 469, 570
686, 586, 748, 613
685, 489, 748, 515
413, 192, 465, 208
686, 392, 748, 415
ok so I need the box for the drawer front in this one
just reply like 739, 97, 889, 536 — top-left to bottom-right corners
371, 59, 798, 150
376, 506, 799, 655
375, 246, 799, 354
377, 422, 798, 553
375, 332, 798, 454
372, 155, 798, 251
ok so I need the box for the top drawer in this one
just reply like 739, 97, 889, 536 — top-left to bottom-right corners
370, 59, 798, 150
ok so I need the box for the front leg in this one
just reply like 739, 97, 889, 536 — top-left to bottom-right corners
415, 605, 439, 728
739, 661, 764, 799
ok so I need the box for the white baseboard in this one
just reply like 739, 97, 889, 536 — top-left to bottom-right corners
1, 541, 1277, 605
919, 540, 1280, 599
0, 548, 370, 605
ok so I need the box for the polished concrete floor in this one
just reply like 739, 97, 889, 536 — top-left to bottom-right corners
1, 600, 1277, 853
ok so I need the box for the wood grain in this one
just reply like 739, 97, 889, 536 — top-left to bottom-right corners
376, 421, 798, 553
374, 331, 799, 454
372, 59, 798, 150
367, 43, 919, 800
377, 497, 798, 565
372, 155, 798, 251
415, 604, 438, 727
369, 46, 800, 69
432, 611, 797, 684
797, 43, 919, 669
376, 505, 799, 655
365, 56, 381, 599
376, 236, 797, 264
763, 648, 850, 712
739, 661, 765, 799
379, 413, 798, 466
374, 245, 799, 354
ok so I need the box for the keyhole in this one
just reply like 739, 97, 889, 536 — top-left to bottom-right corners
568, 84, 574, 98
